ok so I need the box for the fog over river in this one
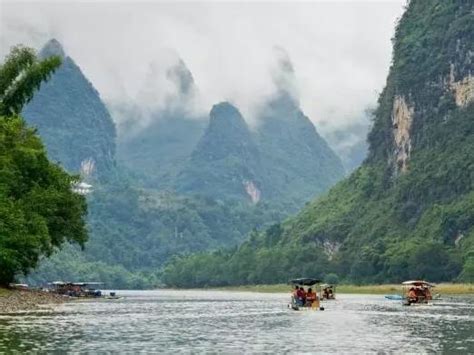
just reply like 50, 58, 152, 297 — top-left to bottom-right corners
0, 291, 472, 353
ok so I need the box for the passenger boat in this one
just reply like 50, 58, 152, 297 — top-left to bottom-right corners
321, 284, 336, 300
401, 280, 435, 306
48, 281, 104, 298
288, 278, 325, 311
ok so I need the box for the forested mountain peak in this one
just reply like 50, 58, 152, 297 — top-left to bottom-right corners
255, 90, 345, 207
207, 102, 250, 137
39, 38, 66, 59
22, 39, 117, 180
176, 101, 264, 202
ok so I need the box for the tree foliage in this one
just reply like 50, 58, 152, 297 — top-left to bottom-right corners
0, 46, 87, 285
0, 45, 61, 116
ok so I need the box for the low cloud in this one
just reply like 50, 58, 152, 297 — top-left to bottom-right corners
0, 0, 405, 135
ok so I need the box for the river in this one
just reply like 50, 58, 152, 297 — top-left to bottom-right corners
0, 290, 473, 353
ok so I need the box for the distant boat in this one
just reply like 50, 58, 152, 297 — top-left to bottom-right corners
384, 294, 403, 300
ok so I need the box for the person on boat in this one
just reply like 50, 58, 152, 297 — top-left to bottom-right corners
423, 286, 432, 301
408, 287, 418, 304
328, 288, 334, 299
296, 286, 306, 306
306, 288, 317, 306
291, 285, 298, 305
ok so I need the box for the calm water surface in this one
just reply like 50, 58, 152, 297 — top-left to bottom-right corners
0, 290, 473, 353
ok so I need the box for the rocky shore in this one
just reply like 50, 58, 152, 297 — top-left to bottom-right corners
0, 289, 66, 314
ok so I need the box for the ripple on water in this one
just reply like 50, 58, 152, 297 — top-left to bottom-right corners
0, 291, 472, 353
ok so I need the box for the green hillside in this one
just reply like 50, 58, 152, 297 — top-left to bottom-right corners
162, 0, 474, 287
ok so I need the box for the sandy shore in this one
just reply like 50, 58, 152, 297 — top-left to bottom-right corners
0, 288, 66, 314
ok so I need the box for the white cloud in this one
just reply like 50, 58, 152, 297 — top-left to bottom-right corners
0, 0, 405, 134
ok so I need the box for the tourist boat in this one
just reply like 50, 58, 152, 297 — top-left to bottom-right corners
288, 278, 325, 311
48, 281, 104, 298
320, 284, 336, 300
401, 280, 435, 306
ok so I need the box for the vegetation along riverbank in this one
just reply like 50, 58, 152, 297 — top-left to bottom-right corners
209, 283, 474, 295
0, 288, 66, 314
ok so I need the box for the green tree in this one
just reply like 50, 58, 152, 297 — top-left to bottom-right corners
0, 45, 61, 116
0, 46, 87, 285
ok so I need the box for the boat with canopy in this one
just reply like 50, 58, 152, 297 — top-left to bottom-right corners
288, 278, 325, 311
402, 280, 435, 306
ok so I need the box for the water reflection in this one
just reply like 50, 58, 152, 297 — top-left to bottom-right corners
0, 291, 472, 353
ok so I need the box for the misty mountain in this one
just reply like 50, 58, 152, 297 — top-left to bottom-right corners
117, 109, 206, 188
22, 39, 345, 288
323, 116, 371, 173
256, 91, 345, 205
163, 0, 474, 287
116, 58, 206, 188
176, 102, 264, 202
22, 39, 116, 180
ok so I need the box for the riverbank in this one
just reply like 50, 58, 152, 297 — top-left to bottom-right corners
211, 283, 474, 294
0, 288, 66, 314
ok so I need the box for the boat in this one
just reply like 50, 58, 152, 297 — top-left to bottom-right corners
384, 294, 403, 300
288, 278, 325, 311
104, 292, 122, 300
321, 284, 336, 300
401, 280, 436, 306
48, 281, 104, 298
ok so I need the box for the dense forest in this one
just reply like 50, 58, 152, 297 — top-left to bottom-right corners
162, 0, 474, 287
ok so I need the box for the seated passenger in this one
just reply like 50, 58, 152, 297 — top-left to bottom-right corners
293, 285, 299, 297
296, 286, 306, 306
306, 288, 317, 306
328, 289, 334, 299
408, 287, 417, 303
424, 287, 432, 301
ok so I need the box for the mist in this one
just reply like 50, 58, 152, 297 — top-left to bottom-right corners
0, 0, 405, 135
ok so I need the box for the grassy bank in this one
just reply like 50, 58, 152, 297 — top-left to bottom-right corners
211, 283, 474, 295
0, 287, 12, 297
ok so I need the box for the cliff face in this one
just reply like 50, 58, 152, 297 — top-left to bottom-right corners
283, 0, 474, 282
22, 39, 116, 180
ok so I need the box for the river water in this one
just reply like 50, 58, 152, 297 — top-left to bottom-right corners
0, 290, 472, 353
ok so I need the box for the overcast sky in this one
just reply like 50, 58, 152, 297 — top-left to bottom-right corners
0, 0, 405, 133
